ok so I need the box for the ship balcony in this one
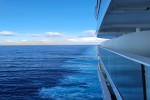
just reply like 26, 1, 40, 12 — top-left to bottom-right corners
97, 46, 150, 100
96, 0, 150, 99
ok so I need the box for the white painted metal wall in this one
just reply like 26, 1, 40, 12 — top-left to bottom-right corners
101, 31, 150, 57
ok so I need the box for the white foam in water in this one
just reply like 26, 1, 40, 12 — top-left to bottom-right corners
39, 86, 100, 99
38, 46, 102, 99
39, 86, 85, 99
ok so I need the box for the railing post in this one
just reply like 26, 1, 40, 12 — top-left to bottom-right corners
141, 64, 147, 100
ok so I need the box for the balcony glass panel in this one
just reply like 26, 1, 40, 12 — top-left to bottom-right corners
99, 47, 149, 100
145, 66, 150, 100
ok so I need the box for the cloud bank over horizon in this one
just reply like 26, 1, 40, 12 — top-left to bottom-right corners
0, 30, 108, 45
0, 31, 17, 36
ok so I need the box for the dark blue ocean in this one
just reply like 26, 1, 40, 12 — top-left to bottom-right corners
0, 45, 102, 100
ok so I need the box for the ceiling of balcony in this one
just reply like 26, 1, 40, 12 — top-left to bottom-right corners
99, 0, 150, 33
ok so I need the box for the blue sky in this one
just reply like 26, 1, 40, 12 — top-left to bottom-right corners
0, 0, 106, 45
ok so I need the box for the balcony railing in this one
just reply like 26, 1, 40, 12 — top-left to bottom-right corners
98, 46, 150, 100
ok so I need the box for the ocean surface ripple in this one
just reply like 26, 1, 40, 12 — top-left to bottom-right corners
0, 45, 102, 100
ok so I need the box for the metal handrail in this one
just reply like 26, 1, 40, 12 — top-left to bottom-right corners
100, 46, 150, 67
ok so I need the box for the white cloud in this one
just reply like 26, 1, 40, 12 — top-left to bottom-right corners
84, 30, 96, 35
4, 40, 15, 42
68, 37, 108, 44
38, 38, 52, 43
30, 34, 43, 37
46, 32, 69, 38
21, 39, 28, 42
0, 31, 16, 36
0, 37, 108, 45
0, 30, 108, 45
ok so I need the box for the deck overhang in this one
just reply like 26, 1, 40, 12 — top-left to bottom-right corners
96, 0, 150, 38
